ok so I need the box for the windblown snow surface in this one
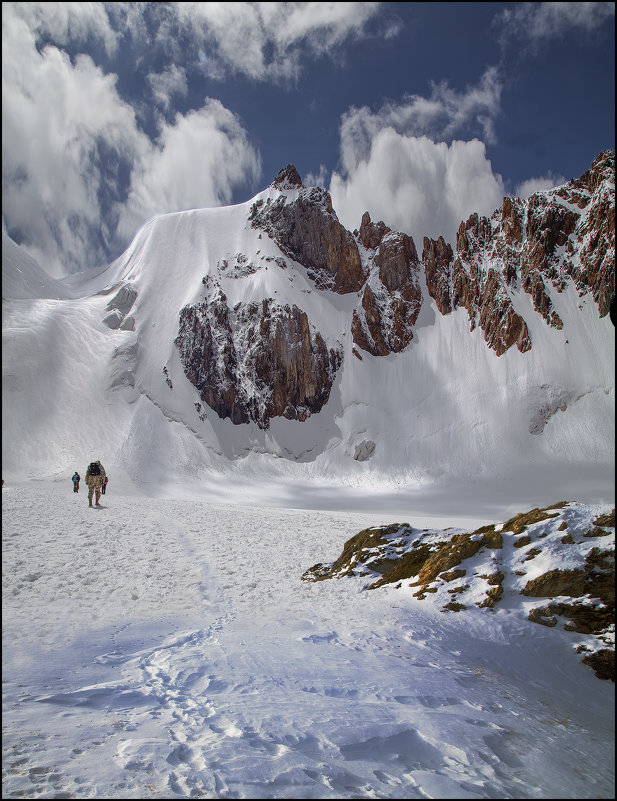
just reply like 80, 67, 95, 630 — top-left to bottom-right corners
2, 483, 615, 799
2, 183, 615, 798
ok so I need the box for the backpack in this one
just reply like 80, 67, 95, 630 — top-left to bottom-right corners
88, 462, 101, 476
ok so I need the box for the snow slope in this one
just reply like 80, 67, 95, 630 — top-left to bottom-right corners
1, 179, 614, 514
2, 482, 614, 799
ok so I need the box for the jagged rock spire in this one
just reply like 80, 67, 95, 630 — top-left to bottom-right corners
272, 164, 303, 189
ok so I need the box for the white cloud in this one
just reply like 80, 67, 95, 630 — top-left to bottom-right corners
146, 65, 189, 112
6, 1, 119, 56
2, 2, 396, 275
175, 1, 389, 81
2, 10, 146, 276
304, 164, 329, 189
329, 132, 505, 251
338, 66, 503, 175
515, 172, 567, 200
329, 66, 506, 250
119, 101, 262, 242
2, 6, 262, 277
495, 2, 615, 47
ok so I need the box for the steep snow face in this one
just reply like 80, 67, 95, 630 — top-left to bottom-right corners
1, 156, 614, 509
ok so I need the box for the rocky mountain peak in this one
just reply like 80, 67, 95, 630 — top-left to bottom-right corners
271, 164, 303, 190
250, 184, 365, 294
358, 211, 391, 251
422, 149, 615, 355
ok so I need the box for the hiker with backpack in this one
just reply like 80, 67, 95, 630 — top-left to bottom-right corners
85, 460, 106, 507
71, 472, 80, 493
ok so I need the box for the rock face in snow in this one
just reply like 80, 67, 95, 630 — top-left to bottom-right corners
422, 149, 615, 355
175, 278, 343, 429
250, 169, 366, 294
352, 214, 423, 356
303, 502, 615, 681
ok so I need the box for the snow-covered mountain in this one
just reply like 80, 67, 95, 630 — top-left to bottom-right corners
2, 153, 614, 510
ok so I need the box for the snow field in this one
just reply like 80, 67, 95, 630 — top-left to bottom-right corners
2, 482, 614, 799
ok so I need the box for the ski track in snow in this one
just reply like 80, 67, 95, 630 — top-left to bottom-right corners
2, 484, 614, 799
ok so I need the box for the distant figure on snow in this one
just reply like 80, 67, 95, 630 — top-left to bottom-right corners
101, 475, 109, 495
85, 460, 106, 507
71, 472, 80, 493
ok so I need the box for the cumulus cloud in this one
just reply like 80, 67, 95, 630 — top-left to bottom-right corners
515, 172, 567, 200
2, 2, 399, 276
330, 132, 505, 250
494, 2, 615, 49
2, 10, 147, 275
2, 4, 261, 277
338, 66, 503, 176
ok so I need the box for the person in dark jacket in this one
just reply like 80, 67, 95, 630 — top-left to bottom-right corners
85, 461, 106, 507
101, 475, 109, 495
72, 472, 80, 493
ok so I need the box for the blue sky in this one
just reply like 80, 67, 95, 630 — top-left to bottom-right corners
2, 2, 615, 277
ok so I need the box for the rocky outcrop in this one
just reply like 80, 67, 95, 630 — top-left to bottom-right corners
271, 164, 303, 190
175, 278, 342, 429
450, 212, 533, 356
421, 150, 615, 356
423, 236, 453, 315
103, 284, 137, 331
352, 215, 423, 356
250, 167, 366, 294
302, 502, 615, 681
563, 150, 615, 318
358, 211, 391, 251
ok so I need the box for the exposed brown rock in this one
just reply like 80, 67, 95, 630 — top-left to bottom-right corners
359, 211, 390, 251
440, 568, 467, 582
451, 214, 533, 355
413, 531, 488, 586
250, 186, 366, 294
443, 601, 466, 612
528, 607, 558, 627
302, 502, 614, 682
521, 568, 587, 598
352, 231, 423, 356
567, 150, 615, 318
433, 151, 614, 353
271, 164, 303, 189
176, 285, 342, 429
351, 284, 392, 357
423, 236, 453, 315
477, 268, 532, 355
501, 504, 566, 535
593, 509, 615, 528
582, 649, 615, 682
